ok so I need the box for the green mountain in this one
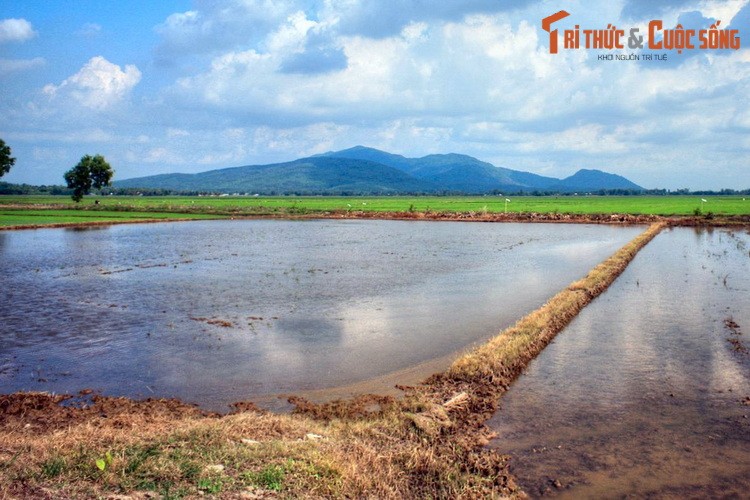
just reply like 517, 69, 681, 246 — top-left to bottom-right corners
116, 146, 643, 194
116, 156, 437, 194
320, 147, 560, 192
553, 169, 643, 192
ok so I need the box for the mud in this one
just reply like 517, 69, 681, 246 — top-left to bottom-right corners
0, 391, 213, 433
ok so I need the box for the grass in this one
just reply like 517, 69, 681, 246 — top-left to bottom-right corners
1, 194, 749, 218
0, 209, 225, 227
0, 223, 667, 498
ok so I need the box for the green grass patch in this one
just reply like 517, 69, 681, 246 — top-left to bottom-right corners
243, 464, 285, 491
1, 194, 749, 216
0, 209, 225, 227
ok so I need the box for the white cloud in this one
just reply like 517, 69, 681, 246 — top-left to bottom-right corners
0, 57, 45, 74
166, 128, 190, 137
0, 18, 36, 43
172, 14, 599, 124
154, 1, 299, 60
43, 56, 141, 110
7, 128, 114, 143
520, 124, 629, 154
76, 23, 102, 38
699, 0, 748, 22
143, 147, 185, 164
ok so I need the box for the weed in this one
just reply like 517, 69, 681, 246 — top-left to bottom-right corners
124, 444, 160, 474
178, 460, 202, 480
243, 464, 285, 491
197, 476, 223, 494
40, 457, 66, 478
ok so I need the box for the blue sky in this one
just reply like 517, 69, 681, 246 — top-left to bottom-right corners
1, 0, 749, 189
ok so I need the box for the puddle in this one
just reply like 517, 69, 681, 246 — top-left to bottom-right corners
0, 220, 641, 411
488, 227, 750, 497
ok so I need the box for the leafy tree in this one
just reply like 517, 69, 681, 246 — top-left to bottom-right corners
0, 138, 15, 178
64, 154, 114, 202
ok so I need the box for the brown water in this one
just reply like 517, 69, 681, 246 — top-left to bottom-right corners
488, 227, 750, 498
0, 220, 641, 412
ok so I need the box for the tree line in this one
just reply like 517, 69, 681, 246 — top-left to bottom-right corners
1, 138, 113, 202
2, 137, 750, 198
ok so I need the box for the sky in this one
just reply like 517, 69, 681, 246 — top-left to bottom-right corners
1, 0, 749, 190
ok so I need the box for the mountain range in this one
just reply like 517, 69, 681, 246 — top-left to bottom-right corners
116, 146, 643, 194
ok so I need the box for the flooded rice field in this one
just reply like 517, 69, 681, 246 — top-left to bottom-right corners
0, 220, 641, 411
488, 226, 750, 498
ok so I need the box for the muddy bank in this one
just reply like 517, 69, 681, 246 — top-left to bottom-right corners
0, 391, 213, 434
310, 210, 663, 224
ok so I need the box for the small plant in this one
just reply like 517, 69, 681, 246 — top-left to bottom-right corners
693, 207, 702, 216
95, 451, 114, 471
408, 203, 416, 213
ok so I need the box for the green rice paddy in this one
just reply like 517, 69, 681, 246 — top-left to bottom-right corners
1, 194, 748, 227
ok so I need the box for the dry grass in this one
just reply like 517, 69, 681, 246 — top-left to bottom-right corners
446, 221, 665, 385
0, 223, 666, 499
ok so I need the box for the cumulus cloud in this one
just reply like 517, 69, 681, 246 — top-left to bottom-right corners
172, 14, 601, 128
277, 18, 348, 74
43, 56, 141, 110
154, 0, 299, 61
0, 18, 36, 43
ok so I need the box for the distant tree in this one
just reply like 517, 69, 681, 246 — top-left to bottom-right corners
64, 154, 114, 202
0, 138, 15, 178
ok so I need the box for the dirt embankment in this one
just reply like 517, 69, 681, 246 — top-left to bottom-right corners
312, 210, 662, 224
0, 223, 667, 498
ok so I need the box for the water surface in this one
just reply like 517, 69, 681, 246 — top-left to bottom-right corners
0, 219, 641, 411
488, 227, 750, 497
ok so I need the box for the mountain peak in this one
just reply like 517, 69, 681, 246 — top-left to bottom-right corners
557, 168, 643, 191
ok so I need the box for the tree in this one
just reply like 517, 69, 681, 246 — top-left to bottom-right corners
64, 154, 114, 202
0, 138, 15, 178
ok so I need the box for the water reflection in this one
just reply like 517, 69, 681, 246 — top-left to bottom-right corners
488, 227, 750, 497
0, 220, 642, 411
